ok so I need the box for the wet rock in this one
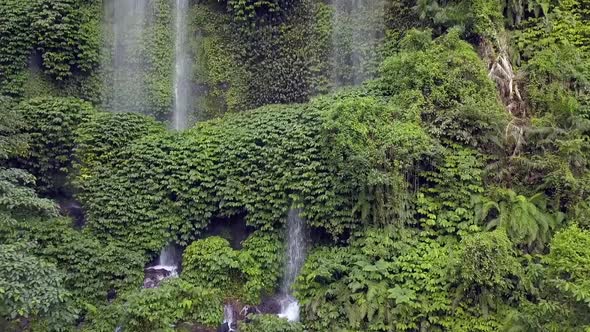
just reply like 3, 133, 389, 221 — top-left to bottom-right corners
58, 199, 86, 228
143, 266, 176, 288
257, 296, 282, 315
239, 305, 260, 321
217, 322, 230, 332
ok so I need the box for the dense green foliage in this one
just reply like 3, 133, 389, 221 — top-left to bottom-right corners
0, 243, 76, 331
239, 314, 304, 332
183, 231, 282, 303
1, 0, 590, 330
4, 218, 146, 306
74, 104, 357, 252
85, 278, 223, 332
15, 97, 94, 195
192, 0, 332, 118
0, 0, 100, 98
31, 0, 100, 81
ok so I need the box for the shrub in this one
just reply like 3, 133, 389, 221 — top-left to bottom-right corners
16, 97, 95, 194
4, 218, 146, 307
183, 231, 283, 303
544, 225, 590, 309
450, 230, 524, 313
239, 314, 304, 332
85, 278, 223, 332
77, 104, 355, 251
183, 236, 241, 290
374, 29, 507, 148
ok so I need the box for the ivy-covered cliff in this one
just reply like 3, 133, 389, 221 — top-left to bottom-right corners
1, 0, 590, 331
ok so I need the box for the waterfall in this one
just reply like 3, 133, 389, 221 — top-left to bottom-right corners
277, 208, 307, 322
281, 209, 307, 293
222, 304, 237, 332
330, 0, 386, 87
144, 244, 181, 288
173, 0, 191, 130
154, 243, 180, 276
103, 0, 150, 113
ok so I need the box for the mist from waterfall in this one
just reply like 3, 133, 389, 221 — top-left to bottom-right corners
278, 208, 307, 322
330, 0, 386, 88
103, 0, 151, 113
173, 0, 191, 130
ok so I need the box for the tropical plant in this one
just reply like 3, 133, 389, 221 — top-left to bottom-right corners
294, 227, 493, 331
238, 230, 283, 303
0, 97, 58, 239
473, 188, 564, 250
15, 97, 95, 194
375, 28, 508, 148
502, 224, 590, 331
239, 314, 304, 332
544, 225, 590, 309
183, 236, 241, 290
5, 217, 146, 306
417, 145, 486, 237
183, 232, 283, 303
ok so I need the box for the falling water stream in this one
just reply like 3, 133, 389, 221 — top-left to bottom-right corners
144, 244, 181, 289
104, 0, 150, 113
152, 243, 180, 276
331, 0, 386, 87
173, 0, 191, 130
277, 208, 307, 322
223, 304, 237, 332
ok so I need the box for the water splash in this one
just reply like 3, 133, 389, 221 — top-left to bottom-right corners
330, 0, 386, 87
277, 295, 301, 322
173, 0, 191, 130
278, 208, 307, 322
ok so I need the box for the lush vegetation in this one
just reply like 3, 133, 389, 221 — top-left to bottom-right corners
1, 0, 590, 331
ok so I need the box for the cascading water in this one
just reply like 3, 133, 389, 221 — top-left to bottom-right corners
222, 304, 237, 332
173, 0, 191, 130
155, 243, 180, 276
277, 208, 307, 322
103, 0, 150, 113
144, 244, 181, 288
330, 0, 386, 88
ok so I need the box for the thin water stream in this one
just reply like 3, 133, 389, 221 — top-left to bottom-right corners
173, 0, 191, 130
277, 208, 307, 322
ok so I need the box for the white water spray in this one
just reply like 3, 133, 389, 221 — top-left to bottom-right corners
104, 0, 150, 113
173, 0, 191, 130
278, 208, 307, 322
331, 0, 386, 87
